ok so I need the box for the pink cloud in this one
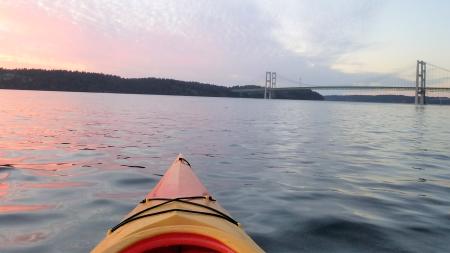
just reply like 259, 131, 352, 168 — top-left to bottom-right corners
0, 2, 89, 70
0, 1, 225, 81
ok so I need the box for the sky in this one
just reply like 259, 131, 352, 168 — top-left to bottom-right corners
0, 0, 449, 87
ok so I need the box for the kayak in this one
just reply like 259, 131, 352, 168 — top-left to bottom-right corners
92, 154, 264, 253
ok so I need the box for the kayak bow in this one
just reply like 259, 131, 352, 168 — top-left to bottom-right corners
92, 154, 264, 253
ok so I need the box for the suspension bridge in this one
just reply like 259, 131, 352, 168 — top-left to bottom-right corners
232, 60, 450, 105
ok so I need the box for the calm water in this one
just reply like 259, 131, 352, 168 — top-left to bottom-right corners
0, 90, 449, 253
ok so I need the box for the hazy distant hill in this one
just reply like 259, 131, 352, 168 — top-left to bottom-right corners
0, 68, 323, 100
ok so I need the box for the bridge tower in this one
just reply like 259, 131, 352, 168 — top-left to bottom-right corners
270, 72, 276, 99
415, 60, 426, 105
264, 72, 276, 99
265, 72, 271, 99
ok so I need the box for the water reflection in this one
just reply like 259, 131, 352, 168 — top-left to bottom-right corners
0, 204, 54, 213
0, 90, 449, 252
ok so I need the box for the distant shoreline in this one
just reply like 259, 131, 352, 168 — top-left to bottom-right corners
2, 68, 448, 104
325, 95, 450, 105
0, 68, 323, 101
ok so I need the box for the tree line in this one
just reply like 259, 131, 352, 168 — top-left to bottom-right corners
0, 68, 323, 100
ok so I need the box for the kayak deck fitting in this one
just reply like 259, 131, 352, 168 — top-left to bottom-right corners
92, 154, 264, 253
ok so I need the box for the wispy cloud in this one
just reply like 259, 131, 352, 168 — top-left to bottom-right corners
1, 0, 448, 86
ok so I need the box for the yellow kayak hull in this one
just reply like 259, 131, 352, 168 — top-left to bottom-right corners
92, 155, 264, 253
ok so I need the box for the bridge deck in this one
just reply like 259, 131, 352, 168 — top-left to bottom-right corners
232, 86, 450, 92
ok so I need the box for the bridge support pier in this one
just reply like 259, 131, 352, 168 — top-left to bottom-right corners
415, 60, 426, 105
